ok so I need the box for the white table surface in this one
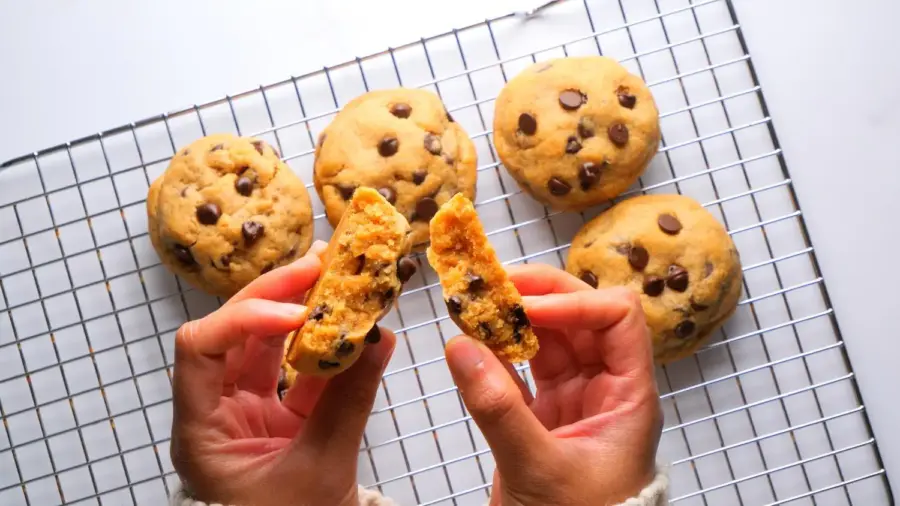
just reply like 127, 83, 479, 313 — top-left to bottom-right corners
1, 0, 896, 496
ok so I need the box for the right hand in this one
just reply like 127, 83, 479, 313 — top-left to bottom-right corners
445, 264, 663, 506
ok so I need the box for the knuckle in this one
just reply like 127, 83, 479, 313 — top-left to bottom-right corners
471, 384, 517, 424
175, 321, 198, 356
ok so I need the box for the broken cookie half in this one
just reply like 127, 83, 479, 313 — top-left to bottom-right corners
427, 193, 538, 362
285, 187, 415, 377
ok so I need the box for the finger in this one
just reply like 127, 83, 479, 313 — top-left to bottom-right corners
292, 327, 396, 461
226, 241, 326, 305
173, 300, 307, 420
507, 264, 593, 296
526, 287, 653, 379
281, 373, 330, 420
501, 360, 534, 405
235, 332, 292, 396
445, 336, 554, 479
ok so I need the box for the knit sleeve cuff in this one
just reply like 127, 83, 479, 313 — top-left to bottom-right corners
168, 483, 400, 506
616, 466, 669, 506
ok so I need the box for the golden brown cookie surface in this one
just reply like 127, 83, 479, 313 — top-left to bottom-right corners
147, 134, 314, 297
427, 194, 538, 362
493, 56, 660, 211
566, 194, 742, 363
314, 88, 477, 250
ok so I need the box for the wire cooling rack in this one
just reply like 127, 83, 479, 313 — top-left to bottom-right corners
0, 0, 893, 504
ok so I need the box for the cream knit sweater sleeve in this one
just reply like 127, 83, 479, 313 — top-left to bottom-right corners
169, 467, 668, 506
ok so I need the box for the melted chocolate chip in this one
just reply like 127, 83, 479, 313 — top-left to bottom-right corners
252, 140, 266, 156
354, 254, 366, 275
548, 177, 571, 196
219, 255, 231, 268
617, 90, 637, 109
365, 325, 382, 344
675, 320, 696, 339
424, 134, 442, 155
309, 304, 330, 321
412, 170, 427, 185
335, 340, 355, 357
518, 113, 537, 135
235, 176, 253, 196
666, 266, 689, 292
318, 360, 341, 370
377, 187, 397, 205
643, 276, 665, 296
447, 295, 463, 315
479, 322, 493, 339
397, 256, 417, 283
579, 162, 602, 190
578, 117, 595, 139
210, 143, 224, 152
391, 103, 412, 118
242, 221, 265, 245
510, 304, 530, 331
337, 184, 357, 200
658, 214, 682, 235
382, 287, 395, 307
196, 203, 221, 225
559, 89, 585, 110
608, 123, 629, 146
565, 136, 582, 154
580, 271, 598, 288
260, 263, 275, 274
465, 272, 485, 292
690, 300, 709, 312
173, 244, 194, 265
378, 137, 399, 157
628, 246, 649, 271
414, 197, 439, 221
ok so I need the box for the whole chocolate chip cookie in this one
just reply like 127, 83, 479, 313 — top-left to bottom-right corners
314, 88, 477, 250
493, 56, 660, 211
147, 134, 314, 297
566, 194, 742, 363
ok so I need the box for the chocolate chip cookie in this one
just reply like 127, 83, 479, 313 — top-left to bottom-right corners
566, 194, 742, 363
285, 188, 415, 376
427, 194, 538, 362
493, 56, 660, 211
314, 88, 477, 250
147, 134, 314, 297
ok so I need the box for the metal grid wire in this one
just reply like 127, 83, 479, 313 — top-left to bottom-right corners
0, 0, 893, 504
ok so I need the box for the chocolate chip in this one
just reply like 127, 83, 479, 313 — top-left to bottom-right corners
447, 295, 463, 315
559, 89, 585, 110
260, 263, 275, 274
173, 244, 194, 265
608, 123, 629, 146
465, 272, 485, 292
235, 176, 253, 196
666, 266, 689, 292
424, 134, 442, 155
617, 90, 637, 109
565, 136, 582, 154
628, 246, 649, 271
354, 254, 366, 275
548, 177, 571, 196
210, 144, 224, 152
704, 262, 714, 279
478, 322, 492, 339
377, 187, 397, 205
580, 271, 598, 288
242, 221, 265, 245
378, 137, 399, 157
578, 117, 595, 139
337, 184, 356, 200
365, 325, 382, 344
643, 276, 665, 296
309, 304, 330, 321
675, 320, 696, 339
579, 162, 602, 190
511, 304, 530, 330
518, 113, 537, 135
382, 288, 395, 307
335, 340, 355, 357
446, 109, 454, 122
196, 203, 221, 225
219, 255, 231, 268
414, 197, 439, 221
397, 256, 417, 283
412, 170, 427, 185
658, 214, 682, 235
391, 103, 412, 118
690, 300, 709, 311
318, 360, 341, 370
252, 140, 266, 156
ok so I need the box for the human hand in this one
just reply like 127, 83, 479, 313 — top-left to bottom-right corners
445, 264, 662, 506
170, 243, 396, 506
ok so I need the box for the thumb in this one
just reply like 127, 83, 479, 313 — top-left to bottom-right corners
445, 336, 553, 479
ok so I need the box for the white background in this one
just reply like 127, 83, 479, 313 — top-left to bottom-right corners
1, 0, 896, 496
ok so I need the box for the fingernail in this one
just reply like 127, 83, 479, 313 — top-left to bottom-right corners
448, 337, 485, 377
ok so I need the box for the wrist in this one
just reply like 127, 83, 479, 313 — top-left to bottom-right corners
169, 482, 400, 506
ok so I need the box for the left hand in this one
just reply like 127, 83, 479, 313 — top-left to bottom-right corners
169, 243, 397, 506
